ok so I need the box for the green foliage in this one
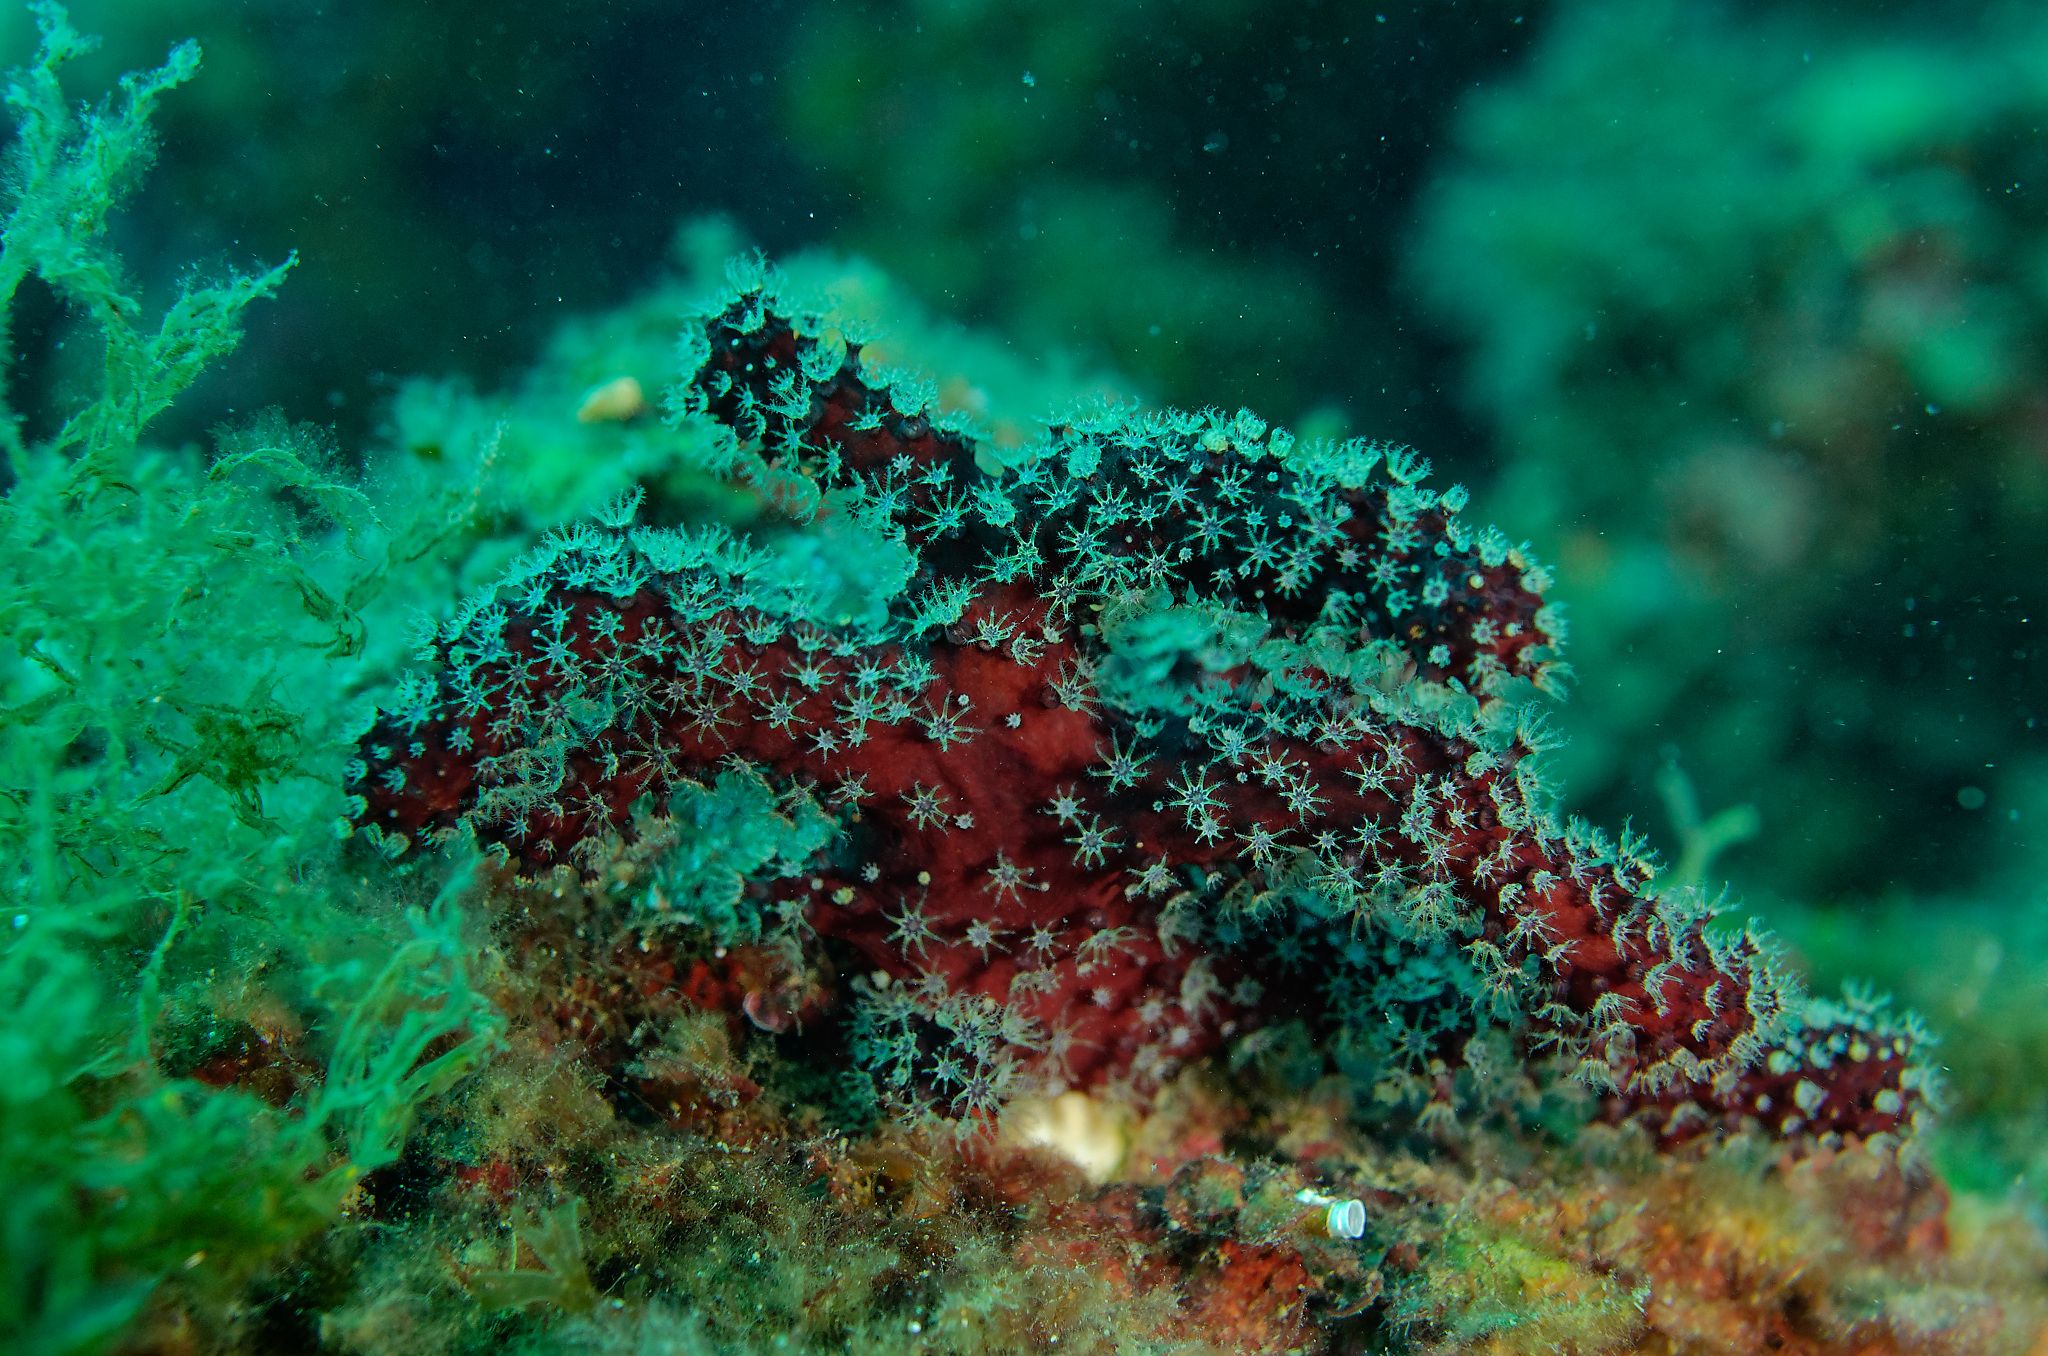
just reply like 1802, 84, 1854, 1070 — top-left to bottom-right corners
0, 2, 292, 478
461, 1198, 599, 1317
1386, 1216, 1646, 1354
0, 1, 367, 901
0, 406, 367, 902
0, 866, 501, 1347
0, 10, 498, 1349
0, 865, 501, 1354
305, 886, 506, 1176
643, 767, 839, 944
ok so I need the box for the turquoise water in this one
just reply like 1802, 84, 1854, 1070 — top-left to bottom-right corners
3, 2, 2042, 1352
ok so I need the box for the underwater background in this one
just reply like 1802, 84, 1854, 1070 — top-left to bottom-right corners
1, 0, 2043, 1351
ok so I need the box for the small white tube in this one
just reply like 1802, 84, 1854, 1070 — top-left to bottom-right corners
1295, 1188, 1366, 1240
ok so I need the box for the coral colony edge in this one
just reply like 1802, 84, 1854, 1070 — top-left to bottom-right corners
13, 7, 2044, 1353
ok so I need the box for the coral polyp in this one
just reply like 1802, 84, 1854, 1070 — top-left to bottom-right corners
350, 270, 1927, 1147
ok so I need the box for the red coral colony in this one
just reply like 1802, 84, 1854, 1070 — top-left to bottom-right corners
346, 266, 1940, 1349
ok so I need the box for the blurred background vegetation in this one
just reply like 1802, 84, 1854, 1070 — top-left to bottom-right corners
5, 0, 2042, 1273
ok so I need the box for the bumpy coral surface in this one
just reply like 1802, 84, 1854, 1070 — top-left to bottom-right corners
349, 268, 1928, 1145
